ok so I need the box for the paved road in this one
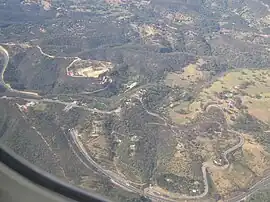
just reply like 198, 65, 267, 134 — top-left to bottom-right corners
1, 95, 267, 202
1, 42, 84, 79
69, 129, 143, 194
0, 91, 267, 202
42, 98, 119, 114
144, 129, 245, 201
0, 45, 11, 90
0, 43, 112, 98
2, 43, 270, 202
225, 175, 270, 202
0, 95, 120, 115
223, 130, 245, 165
0, 45, 41, 97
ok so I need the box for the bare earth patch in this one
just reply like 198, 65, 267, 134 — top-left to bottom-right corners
67, 59, 114, 78
242, 134, 270, 176
243, 97, 270, 124
210, 163, 254, 196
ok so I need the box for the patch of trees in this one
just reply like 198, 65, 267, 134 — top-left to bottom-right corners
156, 173, 203, 194
232, 113, 268, 133
247, 190, 270, 202
143, 84, 172, 107
200, 58, 228, 74
4, 52, 26, 90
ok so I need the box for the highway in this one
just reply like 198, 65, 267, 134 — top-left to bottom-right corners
2, 93, 259, 201
144, 129, 245, 201
0, 95, 120, 115
41, 98, 121, 114
225, 175, 270, 202
1, 42, 270, 202
69, 129, 143, 195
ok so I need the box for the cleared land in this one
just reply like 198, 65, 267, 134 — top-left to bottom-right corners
167, 68, 270, 125
164, 67, 270, 198
165, 59, 209, 124
67, 59, 114, 78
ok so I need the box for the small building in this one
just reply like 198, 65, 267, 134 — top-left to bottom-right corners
22, 105, 28, 112
213, 159, 223, 166
165, 178, 173, 182
67, 71, 74, 76
131, 135, 139, 142
130, 144, 136, 150
228, 100, 235, 108
116, 139, 122, 143
26, 101, 36, 107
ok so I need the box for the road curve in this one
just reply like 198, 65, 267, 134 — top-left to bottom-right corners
139, 98, 168, 125
144, 130, 245, 201
69, 129, 143, 194
0, 45, 40, 97
135, 102, 247, 201
2, 94, 269, 202
0, 45, 11, 90
1, 43, 269, 202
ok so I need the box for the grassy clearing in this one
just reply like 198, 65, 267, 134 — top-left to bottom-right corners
163, 68, 270, 197
86, 135, 110, 162
209, 162, 254, 196
241, 134, 270, 176
168, 109, 193, 125
166, 68, 270, 196
33, 103, 47, 111
114, 158, 143, 183
166, 59, 208, 124
243, 97, 270, 123
227, 134, 270, 191
170, 69, 270, 125
199, 69, 270, 103
115, 136, 143, 182
165, 59, 207, 89
195, 135, 238, 162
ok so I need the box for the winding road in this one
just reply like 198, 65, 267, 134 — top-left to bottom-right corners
0, 45, 11, 90
0, 45, 40, 97
1, 43, 270, 202
143, 129, 245, 201
2, 93, 269, 202
69, 129, 144, 194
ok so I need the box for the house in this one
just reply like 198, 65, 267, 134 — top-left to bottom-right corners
130, 144, 136, 150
